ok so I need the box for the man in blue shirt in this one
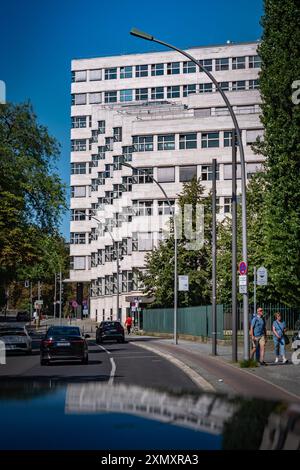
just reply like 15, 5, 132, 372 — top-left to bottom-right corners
250, 307, 267, 365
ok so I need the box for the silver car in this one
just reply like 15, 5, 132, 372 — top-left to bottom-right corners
0, 325, 32, 354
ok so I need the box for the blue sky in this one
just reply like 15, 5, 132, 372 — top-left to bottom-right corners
0, 0, 263, 238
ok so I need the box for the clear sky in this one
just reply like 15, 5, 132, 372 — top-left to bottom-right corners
0, 0, 263, 239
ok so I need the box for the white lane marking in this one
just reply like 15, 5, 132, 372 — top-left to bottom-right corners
97, 344, 116, 384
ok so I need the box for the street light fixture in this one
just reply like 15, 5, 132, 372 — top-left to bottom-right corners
121, 162, 178, 345
130, 28, 250, 360
76, 211, 121, 322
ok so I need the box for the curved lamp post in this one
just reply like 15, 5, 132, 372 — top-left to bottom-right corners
76, 211, 121, 322
121, 162, 178, 344
130, 28, 249, 359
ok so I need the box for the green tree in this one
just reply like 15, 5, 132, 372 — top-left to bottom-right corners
256, 0, 300, 304
0, 102, 67, 292
141, 178, 212, 307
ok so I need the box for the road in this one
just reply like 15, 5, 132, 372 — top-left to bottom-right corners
0, 328, 199, 393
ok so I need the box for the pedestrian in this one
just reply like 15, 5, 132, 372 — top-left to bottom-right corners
272, 312, 288, 364
250, 307, 267, 365
125, 316, 133, 335
33, 310, 38, 324
251, 309, 261, 361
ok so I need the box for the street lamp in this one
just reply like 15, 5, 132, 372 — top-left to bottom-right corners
76, 211, 121, 322
130, 28, 250, 360
121, 162, 178, 345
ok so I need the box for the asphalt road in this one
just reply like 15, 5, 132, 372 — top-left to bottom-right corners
0, 329, 199, 393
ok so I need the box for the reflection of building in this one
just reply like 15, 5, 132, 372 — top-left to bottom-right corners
69, 43, 263, 322
65, 383, 235, 435
260, 404, 300, 450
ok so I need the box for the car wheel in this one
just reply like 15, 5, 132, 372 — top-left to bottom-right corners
82, 355, 88, 365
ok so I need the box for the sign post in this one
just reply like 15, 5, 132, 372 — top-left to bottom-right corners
178, 275, 189, 292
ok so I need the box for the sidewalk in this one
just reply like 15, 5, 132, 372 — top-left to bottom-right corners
133, 336, 300, 403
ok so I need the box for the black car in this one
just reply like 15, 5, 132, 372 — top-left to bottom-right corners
40, 326, 89, 366
96, 321, 125, 344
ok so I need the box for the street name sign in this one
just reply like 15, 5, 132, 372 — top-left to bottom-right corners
257, 266, 268, 286
178, 275, 189, 292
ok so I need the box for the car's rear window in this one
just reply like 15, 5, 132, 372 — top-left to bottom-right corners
47, 327, 81, 337
102, 322, 121, 328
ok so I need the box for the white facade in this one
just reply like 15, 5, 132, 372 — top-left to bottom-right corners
70, 42, 263, 322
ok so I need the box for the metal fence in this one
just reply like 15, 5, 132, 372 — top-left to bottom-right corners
143, 305, 224, 339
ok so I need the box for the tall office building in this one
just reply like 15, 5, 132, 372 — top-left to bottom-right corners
70, 41, 263, 322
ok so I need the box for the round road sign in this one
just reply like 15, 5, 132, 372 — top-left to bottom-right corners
239, 261, 248, 275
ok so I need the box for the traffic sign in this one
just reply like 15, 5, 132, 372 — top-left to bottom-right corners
34, 300, 43, 309
178, 275, 189, 291
238, 261, 248, 275
239, 274, 248, 294
257, 266, 268, 286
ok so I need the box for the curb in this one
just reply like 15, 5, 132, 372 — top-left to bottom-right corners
134, 341, 215, 393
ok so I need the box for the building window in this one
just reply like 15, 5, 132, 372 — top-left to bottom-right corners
231, 80, 246, 91
201, 132, 219, 148
232, 57, 246, 69
132, 232, 153, 251
72, 70, 86, 82
120, 66, 132, 79
71, 116, 87, 128
135, 88, 148, 101
113, 127, 122, 142
71, 139, 86, 151
121, 271, 133, 293
70, 232, 86, 244
215, 58, 229, 71
151, 63, 164, 76
151, 87, 164, 100
71, 186, 86, 198
224, 197, 232, 214
157, 200, 175, 215
183, 84, 197, 97
246, 129, 264, 145
72, 93, 86, 105
120, 89, 133, 102
104, 91, 117, 103
73, 256, 86, 270
71, 163, 86, 174
223, 163, 241, 180
247, 162, 263, 179
132, 200, 153, 216
179, 166, 197, 182
71, 209, 86, 221
157, 166, 175, 183
183, 61, 196, 73
157, 134, 175, 151
201, 165, 220, 181
249, 79, 259, 90
105, 137, 114, 152
199, 83, 213, 93
179, 133, 197, 149
98, 120, 105, 134
199, 59, 213, 71
89, 69, 102, 81
105, 68, 117, 80
249, 55, 261, 68
136, 65, 148, 77
167, 62, 180, 75
224, 131, 234, 147
219, 81, 229, 91
89, 92, 102, 104
167, 86, 180, 98
132, 135, 153, 152
132, 167, 153, 184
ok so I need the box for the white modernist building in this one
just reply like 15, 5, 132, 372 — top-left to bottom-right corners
69, 41, 263, 323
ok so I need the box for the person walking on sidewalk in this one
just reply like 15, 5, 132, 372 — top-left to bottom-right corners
272, 312, 288, 364
250, 307, 267, 365
125, 316, 133, 335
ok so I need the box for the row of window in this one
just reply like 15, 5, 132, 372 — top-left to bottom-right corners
72, 55, 261, 83
89, 271, 140, 296
71, 128, 263, 154
71, 79, 259, 105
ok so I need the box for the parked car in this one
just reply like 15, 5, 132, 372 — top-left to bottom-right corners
40, 326, 90, 366
16, 311, 30, 322
96, 321, 125, 344
0, 325, 32, 354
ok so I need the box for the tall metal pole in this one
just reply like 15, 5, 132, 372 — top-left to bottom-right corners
130, 28, 249, 359
212, 159, 217, 356
232, 130, 238, 362
59, 271, 62, 325
54, 273, 57, 318
37, 281, 41, 301
253, 266, 257, 316
116, 243, 120, 322
30, 281, 33, 321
